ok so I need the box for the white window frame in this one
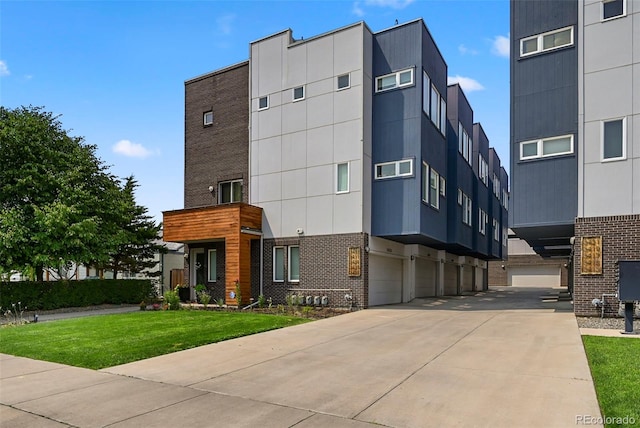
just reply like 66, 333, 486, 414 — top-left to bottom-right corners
422, 162, 429, 203
375, 159, 413, 180
207, 249, 217, 282
601, 117, 626, 162
458, 122, 464, 154
463, 194, 472, 226
493, 219, 500, 242
602, 0, 626, 21
337, 73, 350, 91
430, 84, 440, 128
457, 188, 463, 206
258, 96, 269, 111
423, 71, 431, 117
439, 97, 447, 136
375, 68, 414, 93
467, 136, 473, 166
479, 209, 486, 235
273, 246, 285, 282
336, 162, 350, 194
203, 111, 213, 126
288, 246, 300, 283
439, 176, 446, 197
520, 26, 574, 57
429, 168, 439, 209
502, 189, 509, 210
519, 134, 574, 160
478, 154, 488, 186
293, 86, 305, 101
502, 227, 508, 246
219, 179, 242, 204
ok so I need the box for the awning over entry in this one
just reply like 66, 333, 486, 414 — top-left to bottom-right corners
163, 203, 262, 305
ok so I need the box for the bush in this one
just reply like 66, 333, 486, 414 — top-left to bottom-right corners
0, 279, 153, 311
164, 290, 181, 310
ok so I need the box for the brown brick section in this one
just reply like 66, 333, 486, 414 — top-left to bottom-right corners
488, 256, 569, 286
184, 62, 249, 209
255, 233, 369, 309
574, 214, 640, 317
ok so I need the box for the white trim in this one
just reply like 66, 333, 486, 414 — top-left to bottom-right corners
439, 176, 446, 197
520, 26, 574, 58
519, 134, 574, 160
429, 168, 440, 209
203, 111, 213, 126
207, 249, 217, 282
219, 179, 243, 204
273, 246, 285, 282
375, 67, 414, 93
336, 162, 350, 194
421, 162, 429, 203
258, 96, 269, 111
337, 73, 351, 91
601, 0, 626, 21
288, 246, 300, 282
422, 71, 431, 117
601, 117, 627, 162
293, 86, 305, 101
375, 159, 414, 180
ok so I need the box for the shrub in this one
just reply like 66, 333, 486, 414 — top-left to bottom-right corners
257, 294, 266, 308
198, 291, 211, 308
164, 290, 180, 310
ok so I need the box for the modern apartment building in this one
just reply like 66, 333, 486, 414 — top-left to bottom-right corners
163, 19, 508, 308
510, 0, 639, 315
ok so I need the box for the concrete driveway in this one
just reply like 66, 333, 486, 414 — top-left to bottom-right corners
1, 287, 602, 427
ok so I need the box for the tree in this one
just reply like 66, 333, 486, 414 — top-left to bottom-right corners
0, 106, 120, 279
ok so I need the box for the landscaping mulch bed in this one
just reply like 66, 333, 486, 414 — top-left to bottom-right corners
576, 316, 638, 330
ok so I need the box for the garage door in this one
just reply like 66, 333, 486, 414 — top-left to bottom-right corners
462, 265, 474, 292
369, 255, 403, 306
415, 258, 437, 298
508, 266, 561, 287
443, 263, 458, 295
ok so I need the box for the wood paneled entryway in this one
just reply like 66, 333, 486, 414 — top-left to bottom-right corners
163, 203, 262, 305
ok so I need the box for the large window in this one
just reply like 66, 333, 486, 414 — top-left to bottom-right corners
423, 71, 431, 117
602, 0, 625, 20
219, 180, 242, 204
288, 246, 300, 282
429, 168, 439, 209
519, 135, 574, 160
520, 26, 573, 57
463, 194, 472, 226
479, 209, 487, 235
375, 159, 413, 179
458, 123, 472, 165
336, 162, 349, 193
422, 162, 429, 203
478, 154, 488, 186
440, 98, 447, 137
493, 219, 500, 242
430, 85, 440, 128
602, 118, 625, 161
375, 68, 414, 93
273, 247, 285, 282
208, 249, 217, 282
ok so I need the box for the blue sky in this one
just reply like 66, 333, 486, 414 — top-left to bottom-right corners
1, 0, 510, 223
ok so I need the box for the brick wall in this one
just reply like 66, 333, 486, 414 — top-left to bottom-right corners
574, 214, 640, 316
184, 62, 249, 209
488, 255, 569, 286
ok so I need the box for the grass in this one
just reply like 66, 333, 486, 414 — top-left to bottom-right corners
582, 336, 640, 428
0, 311, 308, 369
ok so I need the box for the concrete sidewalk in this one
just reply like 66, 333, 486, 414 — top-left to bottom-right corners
1, 287, 603, 427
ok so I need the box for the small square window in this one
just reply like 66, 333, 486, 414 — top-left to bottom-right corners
337, 74, 350, 90
203, 111, 213, 126
376, 163, 396, 178
521, 142, 539, 159
293, 86, 305, 101
399, 70, 412, 85
398, 160, 412, 175
603, 0, 625, 20
258, 96, 268, 110
521, 38, 538, 55
602, 118, 625, 161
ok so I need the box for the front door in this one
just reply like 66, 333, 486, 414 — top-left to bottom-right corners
190, 248, 206, 298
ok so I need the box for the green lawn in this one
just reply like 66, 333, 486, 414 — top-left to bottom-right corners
582, 336, 640, 428
0, 311, 308, 369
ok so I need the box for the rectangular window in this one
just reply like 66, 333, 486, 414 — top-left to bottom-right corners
375, 68, 414, 93
479, 210, 486, 235
423, 71, 431, 117
519, 134, 574, 160
502, 227, 508, 246
439, 176, 446, 197
288, 246, 300, 282
602, 118, 625, 161
493, 219, 500, 242
203, 111, 213, 126
430, 85, 439, 127
258, 96, 269, 110
375, 159, 413, 179
478, 155, 488, 185
336, 162, 349, 193
467, 136, 473, 165
219, 179, 242, 204
603, 0, 625, 20
337, 74, 350, 90
458, 122, 464, 154
462, 130, 469, 162
429, 169, 439, 209
293, 86, 305, 101
440, 98, 447, 136
273, 247, 285, 282
457, 188, 463, 206
422, 162, 429, 203
208, 249, 217, 282
520, 26, 573, 57
462, 194, 472, 226
502, 189, 509, 210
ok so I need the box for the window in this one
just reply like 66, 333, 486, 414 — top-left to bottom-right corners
288, 246, 300, 282
430, 85, 439, 127
422, 162, 429, 203
337, 74, 350, 90
219, 180, 242, 204
478, 155, 488, 186
439, 176, 446, 197
375, 68, 414, 93
462, 129, 469, 161
258, 96, 269, 110
493, 219, 500, 242
457, 188, 463, 205
479, 209, 487, 235
602, 0, 625, 20
208, 249, 217, 282
458, 122, 464, 154
520, 26, 573, 57
203, 111, 213, 126
602, 118, 625, 161
429, 169, 439, 209
467, 136, 473, 166
273, 247, 285, 282
440, 98, 447, 136
375, 159, 413, 179
502, 189, 509, 210
502, 227, 508, 246
423, 71, 431, 117
293, 86, 305, 101
519, 134, 574, 160
462, 194, 472, 226
336, 163, 349, 193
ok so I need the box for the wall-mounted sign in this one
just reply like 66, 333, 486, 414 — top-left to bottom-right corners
581, 236, 602, 275
348, 247, 361, 277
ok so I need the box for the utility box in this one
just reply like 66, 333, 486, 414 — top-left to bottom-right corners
617, 260, 640, 301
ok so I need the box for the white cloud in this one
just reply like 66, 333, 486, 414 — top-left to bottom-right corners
491, 34, 510, 58
447, 75, 485, 92
458, 44, 478, 56
0, 60, 9, 77
216, 13, 235, 35
112, 140, 154, 159
365, 0, 414, 9
352, 2, 365, 17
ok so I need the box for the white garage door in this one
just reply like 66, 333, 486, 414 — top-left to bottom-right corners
443, 263, 458, 295
508, 266, 561, 287
415, 258, 437, 298
369, 254, 403, 306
